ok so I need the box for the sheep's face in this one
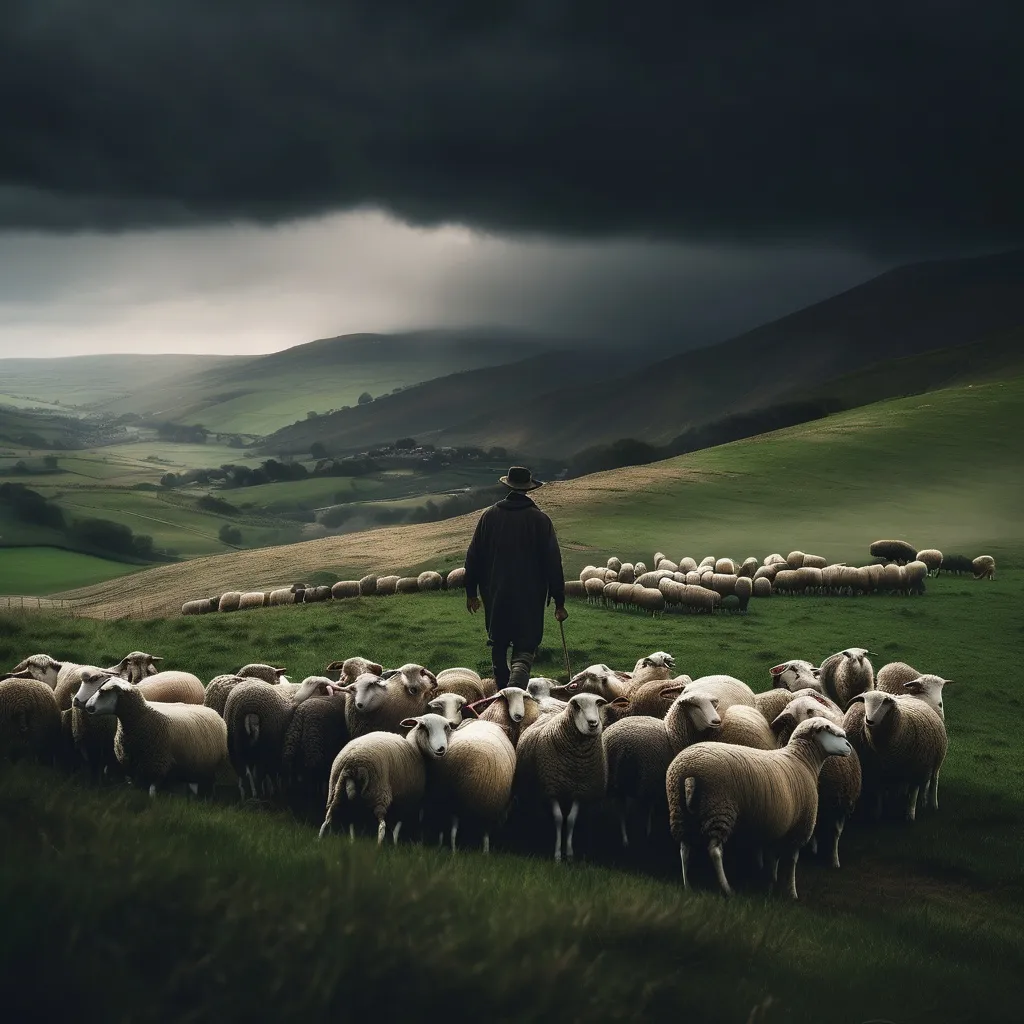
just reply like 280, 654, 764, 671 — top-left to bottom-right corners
902, 675, 950, 716
10, 654, 62, 689
856, 691, 895, 728
795, 719, 852, 758
403, 713, 452, 758
527, 678, 555, 700
680, 694, 721, 732
346, 674, 389, 713
557, 665, 618, 700
569, 693, 606, 736
114, 652, 161, 684
786, 695, 840, 728
498, 687, 532, 723
292, 676, 332, 705
635, 652, 675, 672
427, 693, 466, 727
842, 648, 874, 665
394, 664, 437, 697
769, 660, 821, 692
327, 657, 384, 684
85, 679, 130, 716
73, 669, 116, 709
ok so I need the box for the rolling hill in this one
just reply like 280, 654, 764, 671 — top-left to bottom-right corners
264, 249, 1024, 458
49, 373, 1024, 617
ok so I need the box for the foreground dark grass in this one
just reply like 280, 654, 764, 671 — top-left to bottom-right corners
2, 575, 1022, 1022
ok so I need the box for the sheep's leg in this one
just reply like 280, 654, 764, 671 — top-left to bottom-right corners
482, 832, 490, 854
907, 786, 919, 822
770, 856, 779, 883
188, 782, 199, 797
148, 784, 157, 799
755, 848, 764, 872
565, 800, 580, 861
708, 840, 732, 896
831, 820, 844, 869
318, 815, 332, 840
786, 849, 800, 899
237, 778, 247, 803
679, 842, 691, 889
450, 816, 459, 853
376, 816, 388, 846
348, 824, 355, 843
930, 770, 940, 810
809, 833, 818, 856
619, 810, 630, 849
551, 800, 564, 862
246, 766, 258, 800
392, 821, 402, 845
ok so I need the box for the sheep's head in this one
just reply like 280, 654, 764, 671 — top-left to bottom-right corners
769, 659, 821, 692
9, 654, 63, 689
113, 651, 162, 683
568, 693, 606, 736
671, 692, 721, 732
496, 686, 535, 723
392, 664, 437, 697
902, 674, 951, 717
73, 668, 117, 709
239, 664, 289, 685
790, 718, 852, 757
85, 678, 132, 716
291, 676, 333, 705
841, 647, 875, 663
427, 692, 467, 727
527, 678, 557, 700
554, 665, 623, 701
343, 673, 389, 714
326, 657, 384, 684
771, 693, 841, 740
401, 713, 453, 759
634, 651, 675, 673
847, 690, 895, 728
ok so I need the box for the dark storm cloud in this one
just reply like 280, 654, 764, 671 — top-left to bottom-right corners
3, 1, 1022, 247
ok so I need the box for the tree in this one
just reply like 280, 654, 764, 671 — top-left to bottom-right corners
358, 391, 373, 405
310, 442, 328, 460
160, 473, 178, 488
394, 437, 416, 450
306, 410, 319, 419
218, 524, 243, 545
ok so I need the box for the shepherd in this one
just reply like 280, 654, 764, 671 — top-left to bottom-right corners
464, 466, 567, 690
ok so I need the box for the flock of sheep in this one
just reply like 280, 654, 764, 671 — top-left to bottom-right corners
179, 542, 996, 619
3, 641, 952, 899
566, 542, 996, 615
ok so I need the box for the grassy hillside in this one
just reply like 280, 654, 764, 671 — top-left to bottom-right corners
1, 567, 1021, 1022
87, 330, 560, 435
42, 374, 1021, 617
0, 547, 138, 596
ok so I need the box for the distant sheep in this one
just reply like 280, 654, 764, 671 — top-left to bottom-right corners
972, 555, 996, 580
939, 553, 973, 576
916, 549, 943, 575
218, 592, 242, 613
268, 588, 295, 607
182, 598, 217, 615
376, 575, 400, 595
870, 539, 917, 565
418, 570, 443, 591
331, 581, 361, 599
396, 577, 421, 594
238, 591, 266, 611
358, 575, 378, 596
445, 567, 467, 589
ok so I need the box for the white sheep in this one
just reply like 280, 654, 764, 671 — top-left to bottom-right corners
319, 712, 452, 845
514, 693, 609, 861
916, 549, 943, 575
819, 648, 875, 709
0, 672, 62, 764
876, 663, 951, 720
342, 666, 437, 738
767, 659, 822, 693
426, 691, 468, 728
8, 654, 64, 690
972, 555, 996, 580
667, 718, 853, 898
83, 679, 228, 796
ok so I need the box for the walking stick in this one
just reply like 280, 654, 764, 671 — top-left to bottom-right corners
558, 618, 573, 679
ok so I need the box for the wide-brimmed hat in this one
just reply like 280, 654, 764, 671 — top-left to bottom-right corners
500, 466, 543, 491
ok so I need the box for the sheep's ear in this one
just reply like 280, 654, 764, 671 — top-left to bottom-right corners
902, 680, 924, 694
325, 661, 344, 672
399, 718, 418, 730
770, 710, 794, 733
943, 679, 954, 686
608, 696, 631, 709
847, 694, 866, 705
659, 683, 687, 698
148, 656, 163, 663
274, 667, 287, 678
811, 668, 821, 678
768, 664, 787, 675
594, 696, 608, 706
423, 669, 437, 688
613, 671, 632, 683
369, 662, 384, 676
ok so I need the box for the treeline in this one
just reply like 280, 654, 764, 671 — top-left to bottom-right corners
0, 483, 162, 562
565, 399, 847, 477
320, 485, 506, 530
155, 422, 210, 444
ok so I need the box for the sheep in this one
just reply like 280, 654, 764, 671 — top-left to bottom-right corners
916, 549, 943, 575
426, 691, 468, 728
514, 693, 609, 861
738, 557, 759, 578
795, 566, 823, 593
710, 573, 738, 597
182, 598, 216, 615
656, 558, 678, 572
903, 560, 928, 595
473, 687, 542, 747
768, 659, 822, 694
434, 667, 486, 703
753, 563, 778, 582
238, 591, 266, 610
772, 569, 800, 594
564, 580, 586, 600
584, 577, 606, 603
325, 657, 385, 686
204, 674, 247, 717
628, 651, 676, 687
83, 679, 228, 796
376, 575, 400, 595
527, 678, 558, 700
876, 663, 951, 720
786, 550, 805, 569
881, 563, 902, 593
0, 672, 62, 764
396, 577, 421, 594
634, 561, 648, 575
679, 675, 756, 714
635, 570, 672, 589
802, 554, 827, 569
9, 654, 64, 690
754, 688, 796, 724
281, 690, 349, 815
667, 717, 853, 898
237, 664, 289, 686
428, 719, 516, 853
268, 588, 295, 607
331, 581, 361, 599
341, 666, 437, 739
319, 713, 452, 844
634, 587, 667, 615
870, 539, 917, 565
358, 574, 379, 596
603, 684, 722, 848
224, 676, 332, 799
846, 691, 947, 820
818, 648, 875, 709
108, 652, 163, 684
715, 705, 777, 750
973, 555, 996, 580
764, 553, 787, 566
606, 556, 622, 572
678, 557, 698, 573
218, 591, 242, 612
714, 557, 736, 574
445, 567, 466, 590
698, 556, 716, 569
771, 695, 861, 868
617, 563, 636, 585
939, 553, 973, 576
418, 570, 443, 591
752, 577, 772, 599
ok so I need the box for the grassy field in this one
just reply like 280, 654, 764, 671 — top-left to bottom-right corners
1, 571, 1021, 1021
43, 375, 1023, 617
0, 547, 139, 595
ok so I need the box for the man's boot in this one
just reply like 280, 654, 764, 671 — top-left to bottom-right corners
508, 649, 535, 690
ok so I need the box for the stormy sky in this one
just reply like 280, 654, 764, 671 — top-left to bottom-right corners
2, 1, 1021, 357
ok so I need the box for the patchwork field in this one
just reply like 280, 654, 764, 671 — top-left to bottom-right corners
0, 547, 138, 596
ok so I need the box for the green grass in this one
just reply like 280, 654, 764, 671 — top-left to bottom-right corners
0, 547, 139, 595
1, 571, 1022, 1021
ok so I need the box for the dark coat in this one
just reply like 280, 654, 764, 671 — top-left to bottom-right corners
464, 492, 566, 651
